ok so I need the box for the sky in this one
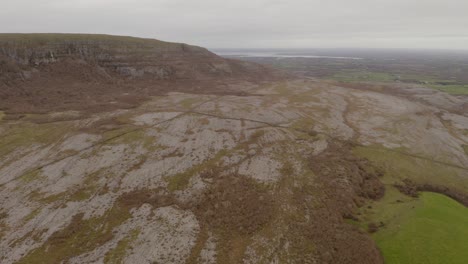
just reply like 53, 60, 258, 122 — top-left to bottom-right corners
1, 0, 468, 50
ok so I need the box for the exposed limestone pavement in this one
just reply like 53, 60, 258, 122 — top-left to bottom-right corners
1, 79, 467, 263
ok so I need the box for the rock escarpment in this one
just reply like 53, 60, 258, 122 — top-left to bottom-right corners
0, 33, 269, 80
0, 34, 275, 113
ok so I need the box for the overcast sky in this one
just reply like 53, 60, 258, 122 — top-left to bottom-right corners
1, 0, 468, 50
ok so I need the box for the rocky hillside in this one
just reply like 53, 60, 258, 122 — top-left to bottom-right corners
1, 35, 467, 264
1, 78, 467, 264
0, 34, 270, 79
0, 34, 276, 113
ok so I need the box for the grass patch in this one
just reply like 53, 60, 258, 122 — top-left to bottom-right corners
23, 208, 41, 223
353, 146, 468, 191
39, 192, 67, 204
288, 93, 320, 104
0, 212, 8, 240
103, 128, 157, 151
104, 228, 140, 264
26, 169, 108, 206
69, 186, 98, 202
290, 117, 315, 133
166, 170, 193, 192
18, 205, 131, 264
166, 148, 229, 191
274, 82, 291, 95
180, 97, 200, 109
68, 169, 108, 202
428, 84, 468, 95
0, 122, 71, 157
19, 170, 43, 183
373, 192, 468, 264
328, 69, 468, 95
355, 145, 468, 263
358, 186, 420, 230
332, 71, 396, 82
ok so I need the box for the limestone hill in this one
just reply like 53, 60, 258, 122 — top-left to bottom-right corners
0, 34, 276, 113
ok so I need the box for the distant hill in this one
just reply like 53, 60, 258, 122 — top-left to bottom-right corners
0, 34, 277, 113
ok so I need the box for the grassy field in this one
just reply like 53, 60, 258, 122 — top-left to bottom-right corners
353, 146, 468, 191
330, 70, 468, 95
372, 192, 468, 264
428, 84, 468, 95
354, 146, 468, 263
331, 71, 396, 82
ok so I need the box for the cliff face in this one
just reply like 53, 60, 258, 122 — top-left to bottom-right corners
0, 33, 267, 80
0, 34, 276, 114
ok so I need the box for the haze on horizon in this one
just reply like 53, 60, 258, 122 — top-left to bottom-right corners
1, 0, 468, 50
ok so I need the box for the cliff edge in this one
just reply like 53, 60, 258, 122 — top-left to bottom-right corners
0, 34, 276, 113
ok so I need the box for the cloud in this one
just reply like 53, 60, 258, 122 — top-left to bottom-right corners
1, 0, 467, 49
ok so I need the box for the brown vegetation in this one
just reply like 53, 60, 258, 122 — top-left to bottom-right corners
300, 141, 385, 264
116, 188, 175, 209
395, 179, 468, 206
0, 34, 281, 115
193, 174, 275, 235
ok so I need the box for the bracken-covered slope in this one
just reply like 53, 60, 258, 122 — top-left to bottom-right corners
0, 34, 276, 113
